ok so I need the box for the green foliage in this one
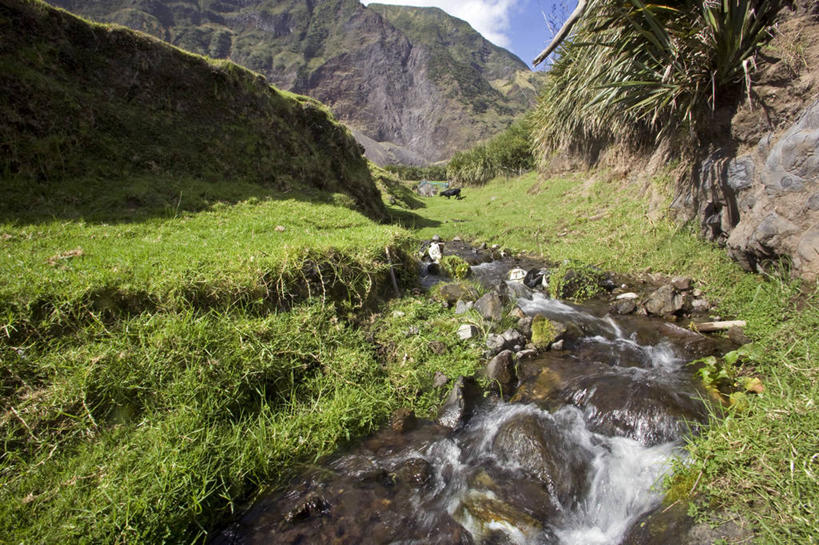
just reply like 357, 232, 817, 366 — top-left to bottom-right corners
533, 0, 779, 158
0, 187, 419, 542
439, 255, 471, 280
208, 28, 233, 58
691, 344, 767, 408
548, 260, 606, 301
446, 118, 534, 185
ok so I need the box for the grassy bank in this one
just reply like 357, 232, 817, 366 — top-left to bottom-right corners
0, 188, 488, 543
398, 171, 818, 544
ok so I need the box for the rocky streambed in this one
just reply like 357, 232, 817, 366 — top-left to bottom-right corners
215, 240, 744, 545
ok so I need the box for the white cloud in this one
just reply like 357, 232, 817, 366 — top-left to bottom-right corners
361, 0, 521, 48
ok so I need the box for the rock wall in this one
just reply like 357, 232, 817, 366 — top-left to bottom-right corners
671, 1, 819, 281
675, 102, 818, 279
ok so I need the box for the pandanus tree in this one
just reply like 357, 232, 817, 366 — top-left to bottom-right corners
532, 0, 780, 159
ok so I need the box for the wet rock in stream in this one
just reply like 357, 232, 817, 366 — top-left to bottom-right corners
486, 350, 516, 392
491, 414, 590, 507
437, 376, 483, 429
558, 371, 708, 446
622, 501, 753, 545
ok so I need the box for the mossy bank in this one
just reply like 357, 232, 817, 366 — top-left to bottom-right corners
0, 0, 384, 223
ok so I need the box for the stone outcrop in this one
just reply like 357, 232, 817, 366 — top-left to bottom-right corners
726, 101, 819, 278
671, 2, 819, 280
675, 99, 819, 280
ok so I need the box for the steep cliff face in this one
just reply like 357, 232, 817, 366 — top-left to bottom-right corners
45, 0, 539, 164
1, 0, 385, 221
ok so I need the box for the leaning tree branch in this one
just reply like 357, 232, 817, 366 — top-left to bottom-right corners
532, 0, 589, 67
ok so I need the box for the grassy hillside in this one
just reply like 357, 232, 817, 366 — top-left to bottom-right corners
0, 0, 385, 223
0, 2, 438, 542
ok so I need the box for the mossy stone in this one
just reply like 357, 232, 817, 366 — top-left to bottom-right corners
530, 315, 567, 348
549, 261, 606, 301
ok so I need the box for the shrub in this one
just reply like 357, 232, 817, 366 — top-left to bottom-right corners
447, 117, 534, 185
549, 260, 607, 301
533, 0, 780, 160
383, 164, 447, 181
440, 255, 471, 280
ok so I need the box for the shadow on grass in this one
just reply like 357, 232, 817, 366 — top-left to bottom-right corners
0, 173, 388, 225
385, 206, 441, 229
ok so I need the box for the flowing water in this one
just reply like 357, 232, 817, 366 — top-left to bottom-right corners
215, 258, 727, 545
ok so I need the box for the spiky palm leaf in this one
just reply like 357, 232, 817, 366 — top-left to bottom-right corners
533, 0, 779, 163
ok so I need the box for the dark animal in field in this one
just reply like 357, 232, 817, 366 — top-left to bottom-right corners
440, 188, 462, 199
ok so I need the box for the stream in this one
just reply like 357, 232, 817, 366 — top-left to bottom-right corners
215, 250, 729, 545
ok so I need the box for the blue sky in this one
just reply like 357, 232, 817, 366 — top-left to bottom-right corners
360, 0, 571, 69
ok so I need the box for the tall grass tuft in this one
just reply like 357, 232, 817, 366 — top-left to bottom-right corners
533, 0, 780, 161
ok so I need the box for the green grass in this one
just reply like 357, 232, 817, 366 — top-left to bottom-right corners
400, 170, 818, 543
0, 194, 407, 342
0, 185, 486, 543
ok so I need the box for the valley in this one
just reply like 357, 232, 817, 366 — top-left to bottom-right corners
1, 0, 817, 544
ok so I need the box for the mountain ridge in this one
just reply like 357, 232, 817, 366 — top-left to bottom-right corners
44, 0, 541, 164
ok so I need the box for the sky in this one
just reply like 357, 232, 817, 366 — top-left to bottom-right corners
360, 0, 571, 69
